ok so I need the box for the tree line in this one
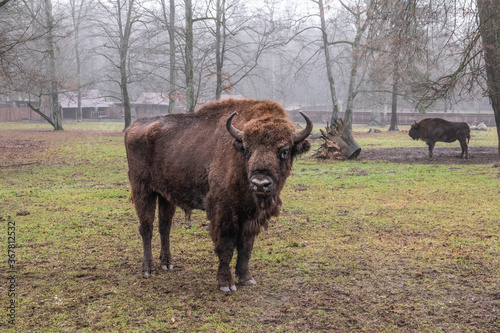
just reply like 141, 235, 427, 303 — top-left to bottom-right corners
1, 0, 499, 153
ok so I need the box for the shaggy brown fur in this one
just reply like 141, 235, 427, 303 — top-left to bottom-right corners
124, 98, 312, 292
409, 118, 470, 159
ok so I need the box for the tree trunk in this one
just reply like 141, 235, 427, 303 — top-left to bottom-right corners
317, 0, 340, 126
312, 119, 361, 160
167, 0, 176, 114
388, 59, 399, 131
345, 51, 359, 130
70, 0, 83, 122
28, 102, 56, 128
44, 0, 63, 130
340, 0, 370, 131
185, 0, 195, 112
477, 0, 500, 154
215, 0, 225, 100
121, 64, 132, 129
119, 0, 135, 130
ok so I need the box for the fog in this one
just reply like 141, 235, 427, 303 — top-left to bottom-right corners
0, 0, 491, 126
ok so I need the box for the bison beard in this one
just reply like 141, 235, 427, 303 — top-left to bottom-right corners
409, 118, 471, 159
124, 98, 312, 292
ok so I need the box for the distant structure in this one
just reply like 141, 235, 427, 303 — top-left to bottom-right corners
133, 92, 185, 117
59, 90, 115, 119
1, 91, 494, 126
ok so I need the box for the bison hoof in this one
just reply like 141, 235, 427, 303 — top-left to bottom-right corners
143, 259, 156, 278
143, 267, 156, 278
220, 285, 237, 292
243, 278, 257, 286
161, 264, 174, 270
143, 271, 154, 278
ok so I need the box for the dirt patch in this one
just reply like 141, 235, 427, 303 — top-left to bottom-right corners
359, 146, 500, 165
0, 138, 46, 167
0, 129, 123, 167
2, 127, 499, 332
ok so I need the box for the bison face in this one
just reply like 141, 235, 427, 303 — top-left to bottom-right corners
227, 112, 312, 199
409, 122, 420, 140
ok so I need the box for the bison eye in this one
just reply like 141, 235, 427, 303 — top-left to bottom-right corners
233, 141, 248, 155
279, 147, 290, 161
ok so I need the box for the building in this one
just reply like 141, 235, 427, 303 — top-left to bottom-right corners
59, 90, 113, 119
133, 92, 185, 117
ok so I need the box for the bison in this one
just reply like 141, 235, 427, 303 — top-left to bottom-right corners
124, 98, 312, 292
409, 118, 471, 159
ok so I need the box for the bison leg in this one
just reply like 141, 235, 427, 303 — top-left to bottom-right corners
158, 196, 176, 271
214, 240, 237, 292
209, 208, 238, 292
427, 142, 435, 158
235, 234, 257, 286
459, 139, 469, 159
134, 191, 158, 278
216, 248, 237, 292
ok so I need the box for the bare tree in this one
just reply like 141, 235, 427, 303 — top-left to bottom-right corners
95, 0, 140, 130
339, 0, 374, 129
314, 0, 341, 125
305, 0, 374, 130
299, 0, 362, 159
184, 0, 195, 112
383, 0, 419, 131
139, 0, 178, 113
68, 0, 87, 122
477, 0, 500, 154
167, 0, 176, 113
214, 0, 225, 100
46, 0, 63, 129
0, 0, 11, 10
360, 0, 440, 131
209, 0, 289, 101
0, 1, 38, 85
17, 0, 66, 130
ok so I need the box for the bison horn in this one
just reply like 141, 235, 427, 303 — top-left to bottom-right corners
293, 111, 313, 143
226, 112, 243, 141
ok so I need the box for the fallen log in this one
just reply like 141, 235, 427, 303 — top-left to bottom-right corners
312, 118, 361, 160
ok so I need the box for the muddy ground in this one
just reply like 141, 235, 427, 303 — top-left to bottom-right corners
1, 128, 499, 167
360, 146, 500, 165
1, 128, 499, 332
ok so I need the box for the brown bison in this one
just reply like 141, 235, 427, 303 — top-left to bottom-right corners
124, 98, 312, 292
409, 118, 470, 159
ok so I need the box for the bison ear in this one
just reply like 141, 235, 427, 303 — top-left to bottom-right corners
292, 139, 311, 157
233, 140, 246, 154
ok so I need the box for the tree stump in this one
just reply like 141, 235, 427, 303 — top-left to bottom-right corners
312, 118, 361, 160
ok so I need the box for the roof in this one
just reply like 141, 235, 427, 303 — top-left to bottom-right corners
133, 92, 187, 108
134, 92, 170, 105
59, 90, 109, 108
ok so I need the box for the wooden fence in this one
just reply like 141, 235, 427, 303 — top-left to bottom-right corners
0, 107, 42, 122
288, 110, 496, 127
1, 106, 497, 127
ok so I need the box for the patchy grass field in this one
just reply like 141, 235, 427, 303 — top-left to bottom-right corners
1, 121, 499, 332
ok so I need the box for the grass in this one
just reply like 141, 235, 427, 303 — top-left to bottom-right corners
0, 121, 499, 332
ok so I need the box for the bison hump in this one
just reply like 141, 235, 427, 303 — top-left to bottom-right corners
146, 121, 163, 145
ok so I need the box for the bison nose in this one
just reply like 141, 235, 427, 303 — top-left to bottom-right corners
251, 176, 272, 193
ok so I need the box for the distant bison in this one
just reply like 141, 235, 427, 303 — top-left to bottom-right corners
409, 118, 470, 159
124, 98, 312, 292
